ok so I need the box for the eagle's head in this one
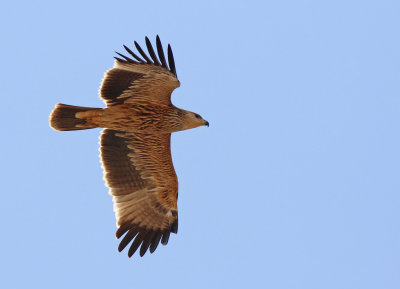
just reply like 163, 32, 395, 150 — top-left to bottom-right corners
181, 110, 209, 130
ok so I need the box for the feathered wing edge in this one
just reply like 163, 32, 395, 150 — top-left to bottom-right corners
114, 35, 177, 77
116, 219, 178, 258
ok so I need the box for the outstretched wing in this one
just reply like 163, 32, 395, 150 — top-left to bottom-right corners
99, 35, 180, 106
100, 129, 178, 257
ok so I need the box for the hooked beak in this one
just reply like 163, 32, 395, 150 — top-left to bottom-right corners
204, 120, 209, 127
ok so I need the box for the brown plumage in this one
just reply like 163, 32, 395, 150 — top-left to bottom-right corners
49, 36, 208, 258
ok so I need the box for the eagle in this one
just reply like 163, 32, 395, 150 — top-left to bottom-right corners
49, 36, 208, 258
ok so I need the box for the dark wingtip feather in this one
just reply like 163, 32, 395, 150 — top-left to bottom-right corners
115, 52, 136, 63
171, 220, 178, 234
118, 229, 138, 252
139, 231, 155, 257
116, 223, 132, 239
149, 232, 163, 254
134, 40, 152, 64
123, 45, 145, 63
114, 56, 125, 62
167, 44, 177, 76
156, 35, 168, 69
161, 230, 171, 245
145, 37, 161, 66
128, 232, 145, 258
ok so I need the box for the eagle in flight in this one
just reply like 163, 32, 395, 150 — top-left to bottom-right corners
49, 36, 208, 258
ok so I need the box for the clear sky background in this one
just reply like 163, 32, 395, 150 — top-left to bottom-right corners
1, 0, 399, 288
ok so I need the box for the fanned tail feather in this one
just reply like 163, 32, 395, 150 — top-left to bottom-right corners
49, 103, 100, 131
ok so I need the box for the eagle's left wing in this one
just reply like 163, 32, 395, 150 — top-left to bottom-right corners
100, 129, 178, 257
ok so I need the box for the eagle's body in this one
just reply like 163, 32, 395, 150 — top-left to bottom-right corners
76, 103, 184, 133
49, 36, 208, 258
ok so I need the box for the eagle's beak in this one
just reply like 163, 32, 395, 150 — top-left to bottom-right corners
204, 120, 209, 127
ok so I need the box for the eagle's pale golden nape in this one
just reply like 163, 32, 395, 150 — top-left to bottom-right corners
49, 35, 207, 258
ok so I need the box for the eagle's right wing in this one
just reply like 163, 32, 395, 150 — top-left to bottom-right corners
99, 36, 180, 107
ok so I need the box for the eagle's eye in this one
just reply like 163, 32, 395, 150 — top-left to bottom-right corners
194, 113, 201, 119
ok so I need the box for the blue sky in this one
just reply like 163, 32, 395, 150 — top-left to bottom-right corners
1, 0, 399, 288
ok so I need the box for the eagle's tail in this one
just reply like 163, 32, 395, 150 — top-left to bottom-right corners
49, 103, 102, 131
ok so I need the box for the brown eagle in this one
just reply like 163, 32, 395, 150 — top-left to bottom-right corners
49, 36, 208, 258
